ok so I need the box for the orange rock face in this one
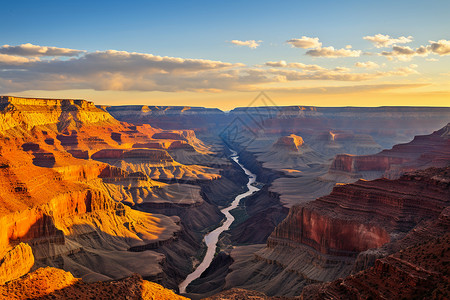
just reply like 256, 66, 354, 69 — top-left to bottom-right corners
0, 267, 188, 300
0, 96, 221, 288
0, 243, 34, 285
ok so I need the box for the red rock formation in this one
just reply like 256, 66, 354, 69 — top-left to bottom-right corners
331, 154, 408, 173
270, 168, 450, 257
301, 208, 450, 299
330, 123, 450, 178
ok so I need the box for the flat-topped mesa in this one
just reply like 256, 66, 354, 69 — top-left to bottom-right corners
268, 167, 450, 257
0, 95, 117, 133
231, 105, 318, 114
0, 96, 96, 109
107, 105, 223, 115
274, 134, 304, 151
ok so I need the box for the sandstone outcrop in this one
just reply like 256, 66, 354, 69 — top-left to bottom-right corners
0, 95, 234, 292
274, 134, 304, 151
0, 267, 188, 300
0, 243, 34, 284
0, 96, 117, 134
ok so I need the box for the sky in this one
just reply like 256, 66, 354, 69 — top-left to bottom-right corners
0, 0, 449, 109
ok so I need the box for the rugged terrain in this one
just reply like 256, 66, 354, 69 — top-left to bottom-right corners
0, 267, 187, 300
0, 96, 244, 292
0, 96, 449, 299
221, 167, 450, 297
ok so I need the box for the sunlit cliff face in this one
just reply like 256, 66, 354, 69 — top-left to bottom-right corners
329, 131, 336, 141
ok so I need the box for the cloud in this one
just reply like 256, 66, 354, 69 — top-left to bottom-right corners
286, 36, 322, 49
380, 45, 429, 61
0, 54, 37, 65
306, 46, 361, 57
428, 39, 450, 55
0, 44, 420, 94
267, 66, 417, 82
0, 43, 84, 57
355, 61, 379, 69
228, 40, 261, 48
380, 39, 450, 60
264, 60, 325, 71
334, 67, 351, 72
363, 34, 413, 48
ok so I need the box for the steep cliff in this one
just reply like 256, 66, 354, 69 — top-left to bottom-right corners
224, 167, 450, 297
0, 96, 229, 291
0, 96, 117, 134
329, 123, 450, 179
302, 206, 450, 299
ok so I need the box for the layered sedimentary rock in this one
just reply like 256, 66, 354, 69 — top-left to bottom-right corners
0, 267, 188, 300
256, 134, 325, 174
224, 167, 450, 296
329, 123, 450, 179
274, 134, 304, 151
107, 105, 227, 132
271, 167, 449, 255
0, 96, 117, 133
229, 106, 450, 148
302, 206, 450, 299
0, 243, 34, 284
308, 131, 383, 156
0, 96, 230, 291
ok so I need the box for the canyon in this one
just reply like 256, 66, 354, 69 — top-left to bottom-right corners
0, 96, 449, 299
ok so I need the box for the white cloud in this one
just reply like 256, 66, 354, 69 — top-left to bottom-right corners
0, 44, 420, 93
0, 54, 37, 65
428, 39, 450, 55
229, 40, 261, 48
334, 67, 351, 72
264, 60, 325, 71
306, 46, 361, 57
363, 34, 413, 48
0, 43, 84, 56
286, 36, 322, 49
355, 61, 379, 69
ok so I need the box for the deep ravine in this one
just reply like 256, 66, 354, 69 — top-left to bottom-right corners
178, 150, 260, 294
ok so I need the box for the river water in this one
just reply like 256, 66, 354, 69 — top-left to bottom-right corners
178, 150, 260, 294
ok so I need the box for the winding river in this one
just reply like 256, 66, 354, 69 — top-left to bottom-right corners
178, 150, 260, 294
